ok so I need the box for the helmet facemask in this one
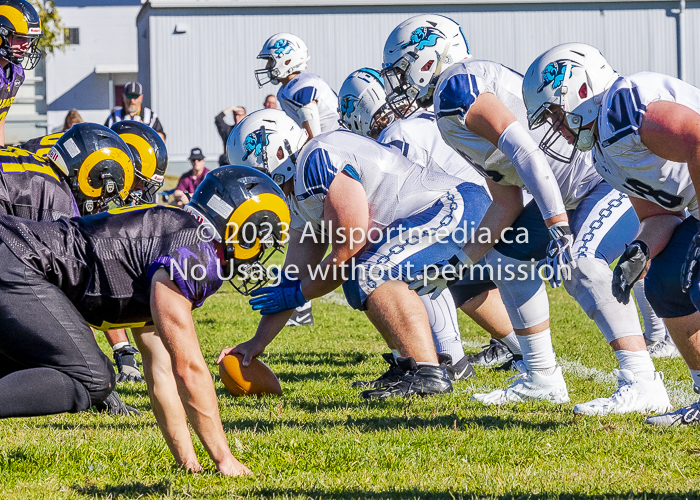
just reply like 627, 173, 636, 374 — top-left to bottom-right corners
128, 170, 164, 205
383, 54, 422, 119
529, 102, 587, 163
255, 56, 279, 87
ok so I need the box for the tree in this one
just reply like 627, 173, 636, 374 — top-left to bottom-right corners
30, 0, 67, 55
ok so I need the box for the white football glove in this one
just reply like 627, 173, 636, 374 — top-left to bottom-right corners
408, 250, 472, 299
539, 222, 576, 288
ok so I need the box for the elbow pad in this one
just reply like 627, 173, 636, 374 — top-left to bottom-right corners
297, 101, 322, 137
498, 121, 566, 219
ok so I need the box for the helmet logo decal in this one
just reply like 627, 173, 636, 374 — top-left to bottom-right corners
272, 39, 293, 55
242, 129, 271, 161
538, 60, 579, 93
401, 27, 444, 51
340, 96, 357, 118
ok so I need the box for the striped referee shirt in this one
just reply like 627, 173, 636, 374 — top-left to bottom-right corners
104, 106, 164, 135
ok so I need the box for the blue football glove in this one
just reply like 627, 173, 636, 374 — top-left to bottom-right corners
538, 222, 576, 288
408, 250, 472, 300
681, 233, 700, 293
249, 276, 307, 315
612, 240, 650, 304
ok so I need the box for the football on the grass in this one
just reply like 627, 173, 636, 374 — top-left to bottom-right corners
219, 353, 283, 397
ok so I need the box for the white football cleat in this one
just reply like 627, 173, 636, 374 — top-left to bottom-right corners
573, 369, 671, 416
471, 361, 570, 405
647, 335, 681, 359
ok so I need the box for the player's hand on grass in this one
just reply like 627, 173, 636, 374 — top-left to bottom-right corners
216, 339, 264, 367
612, 240, 650, 304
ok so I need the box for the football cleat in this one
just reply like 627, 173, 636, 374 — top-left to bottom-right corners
646, 387, 700, 427
494, 354, 523, 372
361, 357, 452, 400
113, 345, 144, 383
440, 353, 475, 381
465, 338, 514, 368
285, 301, 314, 327
573, 369, 671, 416
472, 361, 570, 405
94, 391, 141, 417
351, 352, 406, 388
647, 335, 681, 359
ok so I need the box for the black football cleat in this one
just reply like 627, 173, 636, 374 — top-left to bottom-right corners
285, 301, 314, 327
439, 353, 475, 381
361, 357, 453, 400
494, 354, 523, 371
351, 352, 406, 388
465, 338, 513, 368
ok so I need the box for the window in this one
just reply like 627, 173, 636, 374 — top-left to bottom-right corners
64, 28, 79, 45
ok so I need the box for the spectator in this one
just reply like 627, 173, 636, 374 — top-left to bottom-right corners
61, 109, 83, 131
105, 82, 165, 141
172, 147, 209, 208
264, 95, 278, 109
215, 105, 246, 166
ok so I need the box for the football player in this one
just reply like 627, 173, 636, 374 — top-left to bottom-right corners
338, 68, 520, 377
221, 109, 491, 399
381, 14, 670, 415
0, 0, 42, 146
522, 42, 700, 425
0, 157, 287, 475
255, 32, 339, 328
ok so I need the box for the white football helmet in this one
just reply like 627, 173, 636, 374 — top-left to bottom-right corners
338, 68, 396, 139
523, 42, 619, 162
226, 109, 308, 187
255, 33, 310, 87
382, 14, 471, 117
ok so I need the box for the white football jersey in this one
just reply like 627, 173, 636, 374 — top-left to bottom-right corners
434, 59, 600, 209
291, 129, 464, 234
277, 72, 340, 133
377, 109, 486, 188
594, 72, 699, 218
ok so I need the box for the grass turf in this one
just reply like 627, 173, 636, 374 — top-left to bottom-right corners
1, 285, 700, 499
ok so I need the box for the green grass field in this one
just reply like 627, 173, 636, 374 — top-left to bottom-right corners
2, 283, 700, 499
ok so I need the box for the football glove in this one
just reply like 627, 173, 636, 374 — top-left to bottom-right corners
682, 232, 700, 293
94, 391, 141, 417
539, 222, 576, 288
612, 240, 650, 304
113, 345, 145, 383
408, 250, 471, 300
249, 275, 307, 315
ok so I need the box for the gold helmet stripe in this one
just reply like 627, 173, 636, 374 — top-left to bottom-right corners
0, 6, 28, 35
120, 132, 157, 179
77, 147, 135, 199
225, 193, 290, 261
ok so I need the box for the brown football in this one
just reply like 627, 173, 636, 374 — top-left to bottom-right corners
218, 353, 283, 397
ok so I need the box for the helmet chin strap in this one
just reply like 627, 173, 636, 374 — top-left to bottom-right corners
423, 43, 452, 102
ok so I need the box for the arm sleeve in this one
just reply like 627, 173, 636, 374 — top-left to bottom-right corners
498, 121, 566, 220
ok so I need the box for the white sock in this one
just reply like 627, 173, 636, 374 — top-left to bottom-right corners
500, 332, 521, 355
518, 329, 556, 373
689, 369, 700, 389
391, 349, 401, 360
633, 280, 668, 343
422, 290, 465, 362
615, 350, 656, 380
416, 362, 439, 367
112, 341, 130, 351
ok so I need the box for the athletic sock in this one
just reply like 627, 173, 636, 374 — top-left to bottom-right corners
391, 349, 401, 360
500, 332, 521, 355
633, 280, 668, 343
615, 350, 656, 380
518, 328, 556, 373
422, 290, 465, 362
689, 369, 700, 390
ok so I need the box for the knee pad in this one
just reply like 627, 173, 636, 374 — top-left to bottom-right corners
86, 354, 116, 405
565, 257, 641, 342
485, 250, 549, 330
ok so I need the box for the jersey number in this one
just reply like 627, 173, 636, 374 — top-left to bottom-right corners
623, 178, 683, 209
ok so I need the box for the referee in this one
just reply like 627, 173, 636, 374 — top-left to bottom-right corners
104, 82, 165, 141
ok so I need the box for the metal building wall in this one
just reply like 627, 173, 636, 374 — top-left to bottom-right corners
137, 2, 692, 166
